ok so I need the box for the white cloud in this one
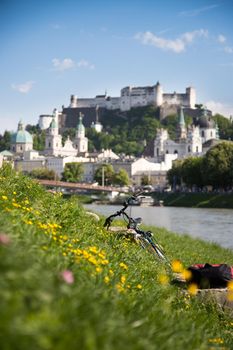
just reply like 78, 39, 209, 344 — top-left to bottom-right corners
217, 34, 226, 44
52, 58, 75, 71
224, 46, 233, 54
52, 58, 95, 71
135, 29, 208, 53
206, 100, 233, 118
77, 59, 95, 70
179, 4, 219, 17
11, 81, 35, 94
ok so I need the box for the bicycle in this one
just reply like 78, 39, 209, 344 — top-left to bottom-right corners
104, 195, 169, 263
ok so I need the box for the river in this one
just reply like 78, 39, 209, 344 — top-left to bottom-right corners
84, 204, 233, 250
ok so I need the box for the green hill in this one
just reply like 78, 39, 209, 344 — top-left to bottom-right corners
0, 164, 233, 349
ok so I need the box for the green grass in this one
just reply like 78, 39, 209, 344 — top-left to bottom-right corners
154, 192, 233, 208
0, 164, 233, 350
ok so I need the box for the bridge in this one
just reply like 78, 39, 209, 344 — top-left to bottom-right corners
37, 179, 128, 194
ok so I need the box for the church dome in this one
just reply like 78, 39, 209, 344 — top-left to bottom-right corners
11, 121, 33, 144
195, 110, 215, 129
198, 116, 215, 129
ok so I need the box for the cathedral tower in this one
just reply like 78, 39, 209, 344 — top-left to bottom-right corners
73, 113, 88, 154
45, 117, 62, 155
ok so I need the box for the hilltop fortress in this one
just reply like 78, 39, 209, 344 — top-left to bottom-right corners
69, 82, 196, 111
39, 82, 196, 130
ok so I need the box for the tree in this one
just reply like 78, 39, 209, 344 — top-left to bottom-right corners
181, 156, 204, 189
202, 141, 233, 189
94, 164, 115, 186
0, 131, 11, 151
33, 130, 46, 151
167, 159, 184, 189
61, 163, 84, 183
161, 114, 177, 140
113, 169, 130, 186
29, 168, 55, 180
195, 104, 205, 110
213, 114, 233, 140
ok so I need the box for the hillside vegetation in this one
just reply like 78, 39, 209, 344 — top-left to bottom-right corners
1, 165, 233, 349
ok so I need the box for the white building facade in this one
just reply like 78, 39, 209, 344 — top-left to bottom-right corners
154, 108, 218, 161
44, 113, 88, 157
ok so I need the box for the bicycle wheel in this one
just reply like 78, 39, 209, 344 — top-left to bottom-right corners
138, 236, 166, 260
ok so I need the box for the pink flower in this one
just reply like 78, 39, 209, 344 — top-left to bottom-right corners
61, 270, 74, 284
0, 233, 11, 245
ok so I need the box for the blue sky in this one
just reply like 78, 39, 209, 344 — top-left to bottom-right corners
0, 0, 233, 134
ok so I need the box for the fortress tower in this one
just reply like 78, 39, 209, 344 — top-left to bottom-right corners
70, 95, 78, 108
155, 81, 163, 106
186, 87, 196, 109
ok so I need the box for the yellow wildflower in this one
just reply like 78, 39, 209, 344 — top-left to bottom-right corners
119, 262, 128, 270
208, 338, 224, 344
227, 280, 233, 291
181, 269, 192, 281
89, 246, 98, 253
1, 195, 8, 200
96, 267, 103, 274
88, 256, 98, 265
188, 283, 198, 296
101, 259, 109, 265
158, 274, 169, 285
104, 276, 110, 284
136, 284, 142, 289
12, 202, 21, 208
121, 275, 126, 284
116, 283, 124, 293
171, 260, 184, 273
109, 269, 114, 276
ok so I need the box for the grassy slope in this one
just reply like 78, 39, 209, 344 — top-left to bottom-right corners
153, 192, 233, 208
0, 166, 233, 350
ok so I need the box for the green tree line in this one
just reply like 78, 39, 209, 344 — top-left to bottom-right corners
167, 141, 233, 190
1, 109, 233, 156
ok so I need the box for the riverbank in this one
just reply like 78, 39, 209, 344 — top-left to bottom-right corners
84, 203, 233, 250
75, 192, 233, 209
1, 167, 233, 349
151, 192, 233, 209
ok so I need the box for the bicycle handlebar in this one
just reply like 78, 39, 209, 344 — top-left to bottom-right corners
103, 194, 141, 230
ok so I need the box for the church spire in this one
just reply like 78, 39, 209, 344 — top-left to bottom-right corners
179, 106, 185, 127
76, 112, 85, 137
177, 106, 187, 140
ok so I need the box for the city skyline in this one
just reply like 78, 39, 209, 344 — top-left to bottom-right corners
1, 0, 233, 134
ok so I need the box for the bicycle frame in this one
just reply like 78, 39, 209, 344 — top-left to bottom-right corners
104, 195, 168, 262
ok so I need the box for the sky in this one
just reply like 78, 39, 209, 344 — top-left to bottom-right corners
0, 0, 233, 134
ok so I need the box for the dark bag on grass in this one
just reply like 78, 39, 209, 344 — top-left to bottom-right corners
188, 263, 232, 289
